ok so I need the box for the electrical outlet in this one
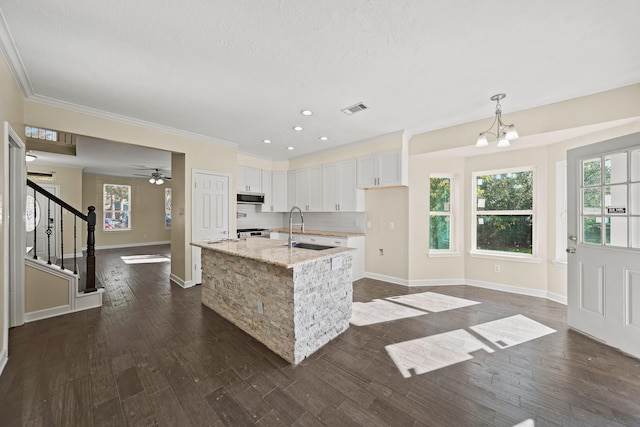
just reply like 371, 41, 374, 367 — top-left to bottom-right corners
494, 264, 501, 273
389, 222, 395, 230
209, 278, 216, 289
257, 301, 264, 315
379, 248, 384, 256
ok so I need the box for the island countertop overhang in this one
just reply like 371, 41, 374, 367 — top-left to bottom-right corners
191, 237, 354, 269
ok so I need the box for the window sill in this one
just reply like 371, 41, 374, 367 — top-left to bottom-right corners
551, 260, 567, 268
428, 251, 461, 258
469, 250, 541, 264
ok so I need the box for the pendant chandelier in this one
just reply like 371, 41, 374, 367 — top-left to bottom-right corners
476, 93, 519, 148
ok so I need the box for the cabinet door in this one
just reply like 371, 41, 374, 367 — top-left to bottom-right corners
295, 169, 309, 210
377, 151, 401, 186
307, 166, 323, 211
261, 170, 273, 211
237, 166, 247, 192
271, 171, 288, 212
287, 171, 297, 210
244, 167, 262, 193
323, 163, 339, 211
357, 155, 377, 188
337, 160, 363, 211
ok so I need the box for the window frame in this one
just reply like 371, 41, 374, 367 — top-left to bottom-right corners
103, 183, 132, 231
471, 166, 537, 260
428, 173, 456, 256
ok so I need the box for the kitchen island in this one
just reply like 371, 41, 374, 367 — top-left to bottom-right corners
191, 237, 354, 365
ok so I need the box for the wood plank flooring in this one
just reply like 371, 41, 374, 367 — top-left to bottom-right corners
1, 245, 640, 426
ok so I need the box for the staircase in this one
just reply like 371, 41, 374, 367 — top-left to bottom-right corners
24, 179, 103, 322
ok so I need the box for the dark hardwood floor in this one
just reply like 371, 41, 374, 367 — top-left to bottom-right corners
1, 245, 639, 426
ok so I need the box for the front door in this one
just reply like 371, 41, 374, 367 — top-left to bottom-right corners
25, 183, 59, 264
192, 171, 229, 285
567, 132, 640, 358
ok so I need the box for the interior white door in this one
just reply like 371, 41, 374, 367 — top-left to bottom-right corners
192, 171, 229, 285
567, 132, 640, 358
25, 184, 59, 264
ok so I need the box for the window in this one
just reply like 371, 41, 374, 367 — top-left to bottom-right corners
472, 168, 534, 255
165, 188, 172, 228
429, 175, 453, 251
103, 184, 131, 230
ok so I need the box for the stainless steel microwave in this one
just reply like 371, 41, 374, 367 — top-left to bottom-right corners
237, 192, 265, 204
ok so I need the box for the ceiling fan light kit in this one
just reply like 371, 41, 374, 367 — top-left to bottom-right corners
136, 168, 171, 185
476, 93, 519, 148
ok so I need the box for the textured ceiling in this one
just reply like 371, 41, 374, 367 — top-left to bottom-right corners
2, 0, 640, 161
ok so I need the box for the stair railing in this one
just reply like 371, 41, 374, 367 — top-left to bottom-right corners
26, 179, 97, 293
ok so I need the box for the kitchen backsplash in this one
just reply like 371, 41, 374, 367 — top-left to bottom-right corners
237, 204, 283, 230
237, 204, 366, 234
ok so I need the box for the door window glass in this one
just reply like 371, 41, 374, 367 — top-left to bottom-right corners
580, 150, 636, 249
604, 152, 627, 184
631, 149, 640, 182
582, 158, 601, 186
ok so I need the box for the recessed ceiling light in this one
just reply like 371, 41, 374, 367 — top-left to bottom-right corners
293, 126, 303, 131
319, 136, 328, 141
287, 146, 294, 150
300, 110, 313, 116
263, 139, 271, 144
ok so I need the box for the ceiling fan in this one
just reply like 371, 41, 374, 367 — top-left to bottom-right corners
134, 168, 171, 185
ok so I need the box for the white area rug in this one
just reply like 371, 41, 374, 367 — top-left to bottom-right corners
470, 314, 556, 349
385, 329, 494, 378
386, 291, 480, 312
120, 254, 171, 265
350, 299, 426, 326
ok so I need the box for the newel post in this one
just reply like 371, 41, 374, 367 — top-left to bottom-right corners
85, 206, 97, 293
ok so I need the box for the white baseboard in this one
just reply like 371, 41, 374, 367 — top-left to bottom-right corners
75, 289, 104, 311
63, 252, 84, 259
25, 305, 71, 323
364, 271, 567, 305
363, 272, 409, 286
0, 347, 7, 377
407, 278, 466, 287
170, 273, 195, 288
85, 241, 171, 251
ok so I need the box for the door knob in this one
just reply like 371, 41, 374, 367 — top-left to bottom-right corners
568, 235, 577, 241
566, 248, 576, 254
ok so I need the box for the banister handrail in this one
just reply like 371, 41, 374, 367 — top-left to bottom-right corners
26, 178, 97, 293
27, 179, 87, 221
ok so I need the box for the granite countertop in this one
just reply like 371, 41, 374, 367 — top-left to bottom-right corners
269, 228, 365, 238
191, 237, 354, 269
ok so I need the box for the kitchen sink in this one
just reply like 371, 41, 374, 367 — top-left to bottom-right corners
283, 242, 335, 251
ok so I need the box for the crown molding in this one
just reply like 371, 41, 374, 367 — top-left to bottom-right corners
0, 9, 34, 97
27, 95, 238, 148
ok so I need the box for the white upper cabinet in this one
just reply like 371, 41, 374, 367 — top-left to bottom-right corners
287, 170, 297, 211
261, 170, 288, 212
271, 171, 288, 212
289, 167, 322, 211
323, 160, 364, 211
237, 166, 262, 193
356, 150, 407, 188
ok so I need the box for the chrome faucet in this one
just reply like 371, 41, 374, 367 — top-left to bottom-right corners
288, 206, 304, 248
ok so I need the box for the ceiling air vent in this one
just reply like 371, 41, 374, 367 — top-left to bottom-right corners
341, 102, 368, 115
